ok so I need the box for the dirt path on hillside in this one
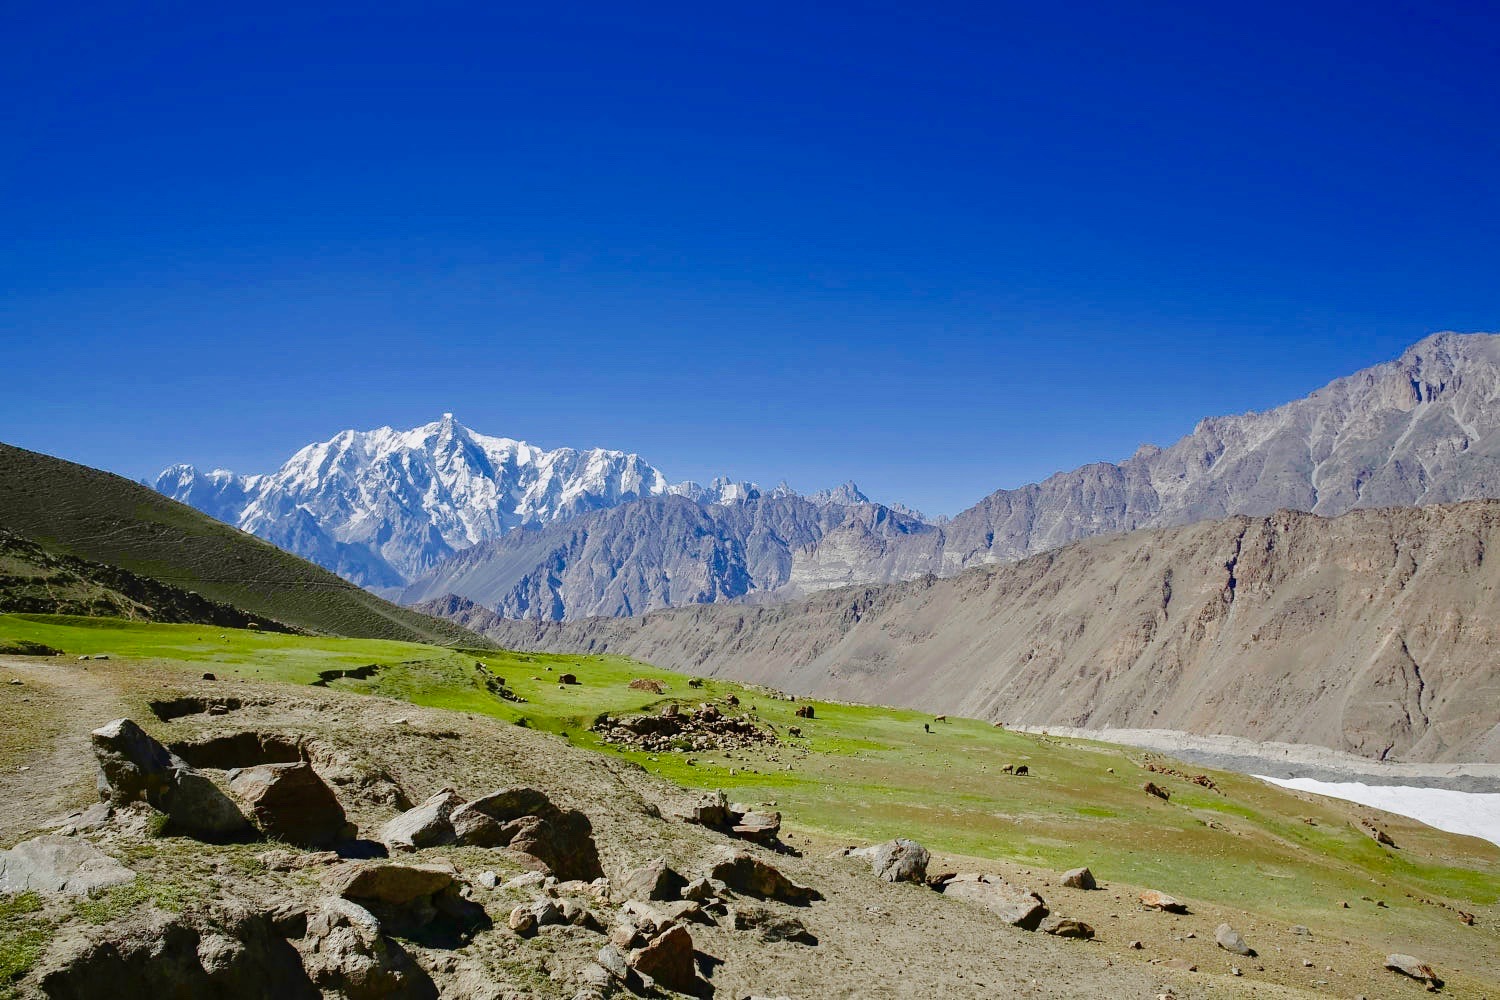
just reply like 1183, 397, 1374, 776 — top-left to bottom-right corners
0, 656, 130, 842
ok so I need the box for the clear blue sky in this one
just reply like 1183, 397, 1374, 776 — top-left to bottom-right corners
3, 1, 1497, 516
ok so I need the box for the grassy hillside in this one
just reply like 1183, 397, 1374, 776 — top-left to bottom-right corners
0, 443, 484, 645
3, 613, 1495, 994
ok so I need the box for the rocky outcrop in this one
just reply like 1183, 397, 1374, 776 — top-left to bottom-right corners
706, 848, 819, 905
90, 719, 249, 838
37, 906, 318, 1000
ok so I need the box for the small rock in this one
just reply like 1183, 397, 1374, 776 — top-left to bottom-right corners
1143, 781, 1171, 801
377, 788, 463, 851
1061, 866, 1097, 890
1040, 915, 1095, 938
1385, 954, 1443, 989
1138, 890, 1188, 913
478, 871, 498, 889
628, 924, 702, 995
1215, 923, 1254, 956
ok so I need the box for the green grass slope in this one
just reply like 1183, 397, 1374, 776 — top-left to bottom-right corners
4, 613, 1495, 992
0, 443, 483, 645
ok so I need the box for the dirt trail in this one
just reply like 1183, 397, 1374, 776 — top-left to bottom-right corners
0, 656, 130, 842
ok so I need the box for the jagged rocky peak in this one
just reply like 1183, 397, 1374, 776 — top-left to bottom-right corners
807, 480, 870, 506
156, 416, 689, 588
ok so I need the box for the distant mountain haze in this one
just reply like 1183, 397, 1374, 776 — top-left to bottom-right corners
159, 332, 1500, 620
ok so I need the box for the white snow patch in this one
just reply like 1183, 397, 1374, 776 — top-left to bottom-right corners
1255, 775, 1500, 849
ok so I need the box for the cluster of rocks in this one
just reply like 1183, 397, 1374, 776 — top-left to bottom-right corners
843, 838, 1095, 939
675, 789, 784, 846
1143, 760, 1218, 792
569, 847, 820, 999
379, 786, 603, 882
593, 702, 777, 754
474, 661, 525, 703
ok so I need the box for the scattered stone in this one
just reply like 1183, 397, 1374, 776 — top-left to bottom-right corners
619, 858, 688, 901
1215, 923, 1255, 956
504, 871, 549, 891
628, 678, 666, 694
707, 848, 819, 904
851, 838, 930, 884
1164, 959, 1198, 972
1385, 954, 1443, 989
0, 835, 135, 895
940, 874, 1048, 929
477, 871, 498, 889
229, 762, 355, 847
1040, 915, 1094, 938
681, 876, 727, 902
1061, 866, 1097, 890
1143, 781, 1171, 801
1138, 890, 1188, 913
1129, 940, 1143, 949
1290, 924, 1310, 935
1361, 820, 1397, 847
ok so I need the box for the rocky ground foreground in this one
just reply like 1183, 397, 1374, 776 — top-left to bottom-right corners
0, 656, 1487, 998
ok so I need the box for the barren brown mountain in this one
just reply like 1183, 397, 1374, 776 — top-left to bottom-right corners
451, 500, 1500, 763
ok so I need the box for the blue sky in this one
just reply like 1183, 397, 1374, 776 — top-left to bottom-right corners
3, 1, 1497, 516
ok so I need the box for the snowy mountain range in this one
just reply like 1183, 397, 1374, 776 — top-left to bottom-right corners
154, 413, 868, 591
161, 332, 1500, 620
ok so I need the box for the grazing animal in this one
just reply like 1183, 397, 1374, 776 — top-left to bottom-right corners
1014, 764, 1029, 776
1001, 764, 1014, 774
934, 715, 947, 723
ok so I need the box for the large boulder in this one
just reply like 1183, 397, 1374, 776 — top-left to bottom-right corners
618, 858, 688, 902
460, 788, 604, 882
706, 849, 819, 905
940, 874, 1048, 929
628, 924, 702, 995
229, 763, 355, 848
37, 905, 318, 1000
852, 839, 929, 884
90, 719, 248, 839
299, 898, 436, 1000
730, 809, 782, 846
378, 790, 463, 852
0, 836, 135, 896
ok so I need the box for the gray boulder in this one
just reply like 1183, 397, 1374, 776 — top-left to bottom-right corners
378, 790, 463, 851
38, 905, 318, 1000
1385, 954, 1443, 988
940, 874, 1048, 929
299, 898, 436, 1000
853, 839, 929, 883
1215, 923, 1255, 956
90, 719, 248, 839
0, 836, 135, 896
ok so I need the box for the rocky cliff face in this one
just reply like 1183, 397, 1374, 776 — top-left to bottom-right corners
454, 500, 1500, 763
935, 331, 1500, 572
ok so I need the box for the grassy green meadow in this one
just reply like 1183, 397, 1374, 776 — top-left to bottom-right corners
3, 612, 1496, 970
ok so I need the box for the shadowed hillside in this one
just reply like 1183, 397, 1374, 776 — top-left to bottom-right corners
0, 443, 485, 645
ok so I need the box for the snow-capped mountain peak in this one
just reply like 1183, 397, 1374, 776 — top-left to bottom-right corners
156, 416, 678, 588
